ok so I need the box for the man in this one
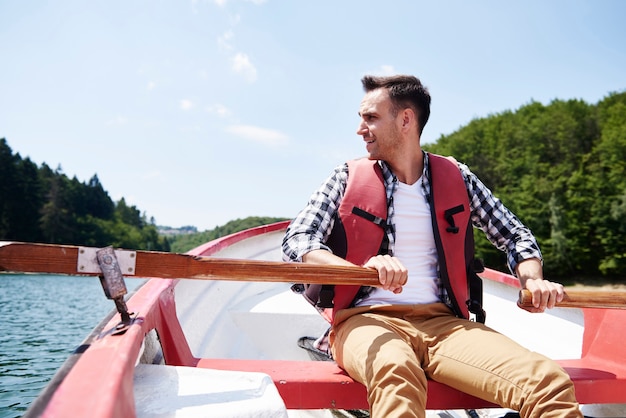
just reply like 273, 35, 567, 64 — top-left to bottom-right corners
282, 74, 581, 417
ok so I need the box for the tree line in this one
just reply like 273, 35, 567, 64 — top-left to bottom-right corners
0, 137, 169, 251
424, 91, 626, 279
167, 216, 289, 253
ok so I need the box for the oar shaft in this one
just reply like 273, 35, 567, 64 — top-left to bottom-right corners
0, 242, 380, 286
518, 288, 626, 309
173, 256, 381, 285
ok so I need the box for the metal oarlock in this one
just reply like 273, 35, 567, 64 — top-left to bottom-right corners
96, 246, 136, 335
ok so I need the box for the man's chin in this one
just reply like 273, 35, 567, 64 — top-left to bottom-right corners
365, 151, 380, 160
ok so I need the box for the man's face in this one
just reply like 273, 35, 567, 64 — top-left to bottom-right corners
357, 88, 402, 161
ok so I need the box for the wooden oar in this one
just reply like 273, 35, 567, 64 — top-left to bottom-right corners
0, 241, 380, 286
3, 242, 625, 310
518, 288, 626, 309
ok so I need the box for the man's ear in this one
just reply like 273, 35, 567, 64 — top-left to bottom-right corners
401, 108, 416, 131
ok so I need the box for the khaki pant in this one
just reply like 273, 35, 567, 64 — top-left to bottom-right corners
330, 303, 582, 418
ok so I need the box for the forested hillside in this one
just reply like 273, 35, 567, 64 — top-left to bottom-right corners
167, 216, 289, 253
424, 91, 626, 278
0, 138, 169, 251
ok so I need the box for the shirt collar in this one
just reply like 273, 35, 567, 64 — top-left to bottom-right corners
378, 151, 430, 186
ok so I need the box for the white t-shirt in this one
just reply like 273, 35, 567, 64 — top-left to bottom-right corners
356, 177, 440, 306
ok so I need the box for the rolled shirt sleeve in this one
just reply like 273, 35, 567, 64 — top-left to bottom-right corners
282, 164, 348, 262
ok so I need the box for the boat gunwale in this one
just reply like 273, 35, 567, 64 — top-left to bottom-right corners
187, 220, 290, 257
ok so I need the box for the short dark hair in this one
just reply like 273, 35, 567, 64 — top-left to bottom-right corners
361, 74, 431, 135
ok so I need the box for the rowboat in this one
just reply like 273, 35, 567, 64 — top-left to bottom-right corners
1, 220, 626, 418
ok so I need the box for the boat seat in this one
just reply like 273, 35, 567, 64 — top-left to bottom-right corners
134, 364, 289, 417
197, 307, 626, 410
197, 357, 497, 410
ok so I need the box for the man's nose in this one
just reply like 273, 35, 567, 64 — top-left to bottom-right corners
356, 121, 367, 135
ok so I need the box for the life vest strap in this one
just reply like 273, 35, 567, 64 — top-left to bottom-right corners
351, 206, 388, 228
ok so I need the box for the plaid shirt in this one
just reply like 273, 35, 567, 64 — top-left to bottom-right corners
282, 152, 542, 304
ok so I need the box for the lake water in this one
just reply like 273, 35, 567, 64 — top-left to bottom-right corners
0, 274, 145, 418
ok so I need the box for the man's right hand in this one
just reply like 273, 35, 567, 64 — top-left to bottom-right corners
363, 255, 408, 294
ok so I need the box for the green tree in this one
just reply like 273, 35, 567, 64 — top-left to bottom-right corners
0, 138, 16, 238
39, 165, 74, 243
168, 216, 289, 253
0, 138, 170, 251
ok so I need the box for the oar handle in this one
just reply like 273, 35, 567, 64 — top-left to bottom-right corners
518, 288, 626, 309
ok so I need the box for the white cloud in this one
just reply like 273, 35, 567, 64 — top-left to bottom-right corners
225, 125, 289, 147
232, 52, 257, 82
378, 65, 396, 75
180, 99, 194, 110
147, 81, 156, 91
230, 14, 241, 25
218, 30, 234, 51
206, 104, 232, 118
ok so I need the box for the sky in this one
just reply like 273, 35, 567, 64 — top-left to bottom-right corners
1, 1, 625, 232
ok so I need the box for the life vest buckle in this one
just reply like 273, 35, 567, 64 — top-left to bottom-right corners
466, 299, 486, 323
351, 207, 387, 228
444, 204, 464, 234
318, 285, 335, 308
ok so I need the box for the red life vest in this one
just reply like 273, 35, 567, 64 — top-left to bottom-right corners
301, 153, 484, 323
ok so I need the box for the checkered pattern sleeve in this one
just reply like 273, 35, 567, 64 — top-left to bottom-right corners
459, 162, 543, 274
282, 163, 349, 262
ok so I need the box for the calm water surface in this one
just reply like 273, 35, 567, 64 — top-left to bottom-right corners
0, 274, 144, 418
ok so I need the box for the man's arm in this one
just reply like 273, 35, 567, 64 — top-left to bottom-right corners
456, 162, 567, 312
303, 249, 408, 294
459, 162, 542, 275
515, 257, 565, 312
282, 164, 347, 263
